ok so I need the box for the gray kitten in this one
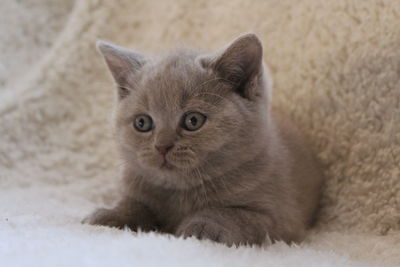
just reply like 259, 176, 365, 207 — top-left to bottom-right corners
84, 33, 323, 246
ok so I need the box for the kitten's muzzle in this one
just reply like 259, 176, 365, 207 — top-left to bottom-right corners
155, 143, 174, 155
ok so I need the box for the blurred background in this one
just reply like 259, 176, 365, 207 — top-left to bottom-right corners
0, 1, 399, 266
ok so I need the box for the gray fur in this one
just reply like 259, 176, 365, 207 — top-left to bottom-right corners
84, 33, 323, 246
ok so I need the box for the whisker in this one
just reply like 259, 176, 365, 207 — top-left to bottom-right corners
192, 77, 237, 93
193, 92, 237, 106
193, 167, 210, 204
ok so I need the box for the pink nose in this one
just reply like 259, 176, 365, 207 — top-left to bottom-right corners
155, 144, 174, 155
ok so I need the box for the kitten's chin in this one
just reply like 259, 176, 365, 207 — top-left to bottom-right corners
154, 156, 201, 173
158, 160, 198, 175
145, 170, 204, 189
138, 162, 206, 189
159, 161, 176, 171
135, 154, 208, 188
140, 159, 179, 176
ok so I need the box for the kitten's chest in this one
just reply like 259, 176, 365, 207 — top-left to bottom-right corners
139, 185, 218, 232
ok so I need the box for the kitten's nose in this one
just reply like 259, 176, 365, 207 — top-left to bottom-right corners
155, 144, 174, 155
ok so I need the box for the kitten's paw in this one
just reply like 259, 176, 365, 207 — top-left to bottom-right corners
176, 219, 238, 246
82, 208, 124, 228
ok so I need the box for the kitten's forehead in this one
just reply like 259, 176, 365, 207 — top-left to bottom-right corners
139, 49, 207, 114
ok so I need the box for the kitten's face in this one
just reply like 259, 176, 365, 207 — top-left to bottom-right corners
116, 53, 243, 175
99, 34, 271, 188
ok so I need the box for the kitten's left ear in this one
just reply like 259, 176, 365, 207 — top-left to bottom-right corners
200, 33, 265, 100
97, 40, 146, 99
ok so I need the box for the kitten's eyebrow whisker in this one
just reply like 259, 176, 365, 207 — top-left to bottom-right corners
195, 92, 231, 102
191, 77, 221, 92
190, 76, 236, 95
194, 77, 238, 91
188, 98, 221, 109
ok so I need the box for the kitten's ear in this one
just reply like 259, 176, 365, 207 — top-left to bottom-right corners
97, 40, 146, 99
200, 33, 264, 100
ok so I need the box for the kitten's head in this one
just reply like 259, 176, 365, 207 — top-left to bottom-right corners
98, 33, 272, 188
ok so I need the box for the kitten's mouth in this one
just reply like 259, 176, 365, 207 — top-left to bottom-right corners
160, 157, 174, 170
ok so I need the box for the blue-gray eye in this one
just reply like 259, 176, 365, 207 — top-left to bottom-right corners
134, 114, 153, 132
182, 111, 207, 131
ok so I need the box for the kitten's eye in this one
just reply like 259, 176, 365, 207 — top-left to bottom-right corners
182, 111, 207, 131
134, 114, 153, 132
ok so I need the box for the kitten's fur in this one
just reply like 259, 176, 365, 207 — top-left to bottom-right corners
84, 34, 323, 246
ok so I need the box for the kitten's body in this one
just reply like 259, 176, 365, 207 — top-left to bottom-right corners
85, 34, 323, 246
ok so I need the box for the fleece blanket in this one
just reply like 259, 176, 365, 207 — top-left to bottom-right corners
1, 0, 399, 266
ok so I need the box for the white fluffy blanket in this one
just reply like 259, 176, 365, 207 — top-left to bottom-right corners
1, 1, 399, 266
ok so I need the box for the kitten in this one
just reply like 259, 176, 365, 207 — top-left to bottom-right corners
83, 33, 323, 246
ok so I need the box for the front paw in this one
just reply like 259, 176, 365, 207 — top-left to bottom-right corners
82, 208, 124, 228
176, 219, 237, 246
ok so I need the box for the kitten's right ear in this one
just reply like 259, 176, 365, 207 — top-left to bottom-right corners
97, 40, 146, 99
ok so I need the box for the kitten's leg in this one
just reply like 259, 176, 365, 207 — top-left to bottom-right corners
176, 208, 296, 246
82, 198, 158, 232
